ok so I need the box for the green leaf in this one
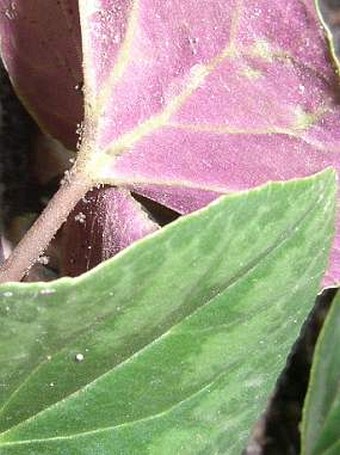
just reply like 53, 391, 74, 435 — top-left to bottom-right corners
301, 292, 340, 455
0, 169, 336, 454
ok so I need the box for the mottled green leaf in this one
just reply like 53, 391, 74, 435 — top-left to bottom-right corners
301, 292, 340, 455
0, 170, 336, 454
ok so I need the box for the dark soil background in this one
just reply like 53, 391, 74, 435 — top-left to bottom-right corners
0, 1, 339, 453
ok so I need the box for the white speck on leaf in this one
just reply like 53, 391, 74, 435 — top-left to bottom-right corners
74, 212, 86, 224
253, 7, 261, 17
75, 353, 85, 362
188, 36, 199, 55
38, 255, 50, 265
4, 2, 17, 20
40, 288, 56, 296
298, 84, 305, 94
2, 291, 13, 297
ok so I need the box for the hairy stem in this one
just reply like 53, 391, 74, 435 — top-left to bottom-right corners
0, 168, 93, 283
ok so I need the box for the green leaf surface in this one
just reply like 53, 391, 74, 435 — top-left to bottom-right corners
301, 291, 340, 455
0, 170, 336, 454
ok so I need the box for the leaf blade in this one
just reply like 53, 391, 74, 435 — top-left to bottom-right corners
78, 0, 340, 286
0, 169, 336, 454
0, 0, 83, 148
301, 291, 340, 455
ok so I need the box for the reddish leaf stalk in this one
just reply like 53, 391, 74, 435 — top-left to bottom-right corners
0, 167, 92, 283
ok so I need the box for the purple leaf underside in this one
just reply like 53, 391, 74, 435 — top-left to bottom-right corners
79, 0, 340, 286
61, 187, 158, 277
1, 0, 340, 285
0, 0, 82, 149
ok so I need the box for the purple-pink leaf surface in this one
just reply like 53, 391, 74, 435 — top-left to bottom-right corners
61, 187, 158, 276
1, 0, 340, 286
0, 0, 82, 149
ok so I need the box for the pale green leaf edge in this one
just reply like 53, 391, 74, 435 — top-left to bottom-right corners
301, 291, 340, 455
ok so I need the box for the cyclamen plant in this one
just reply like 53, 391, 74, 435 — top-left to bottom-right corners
0, 1, 339, 454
